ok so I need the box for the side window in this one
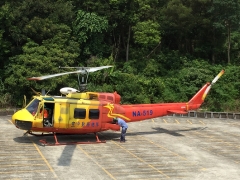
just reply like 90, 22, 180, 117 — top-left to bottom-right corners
26, 99, 40, 115
89, 109, 99, 119
107, 96, 113, 101
74, 108, 86, 119
99, 95, 105, 99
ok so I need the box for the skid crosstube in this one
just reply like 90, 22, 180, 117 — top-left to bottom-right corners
25, 131, 106, 145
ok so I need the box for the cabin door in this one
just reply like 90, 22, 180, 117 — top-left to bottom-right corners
53, 103, 69, 129
68, 104, 101, 130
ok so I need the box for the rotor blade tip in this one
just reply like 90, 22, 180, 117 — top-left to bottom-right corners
219, 69, 225, 76
27, 77, 41, 81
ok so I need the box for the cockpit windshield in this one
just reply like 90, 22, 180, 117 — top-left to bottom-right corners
26, 99, 40, 115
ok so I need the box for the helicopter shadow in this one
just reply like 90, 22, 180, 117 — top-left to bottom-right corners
57, 145, 77, 166
13, 135, 33, 144
13, 133, 99, 145
150, 127, 207, 136
13, 126, 207, 144
13, 133, 56, 145
13, 134, 98, 167
12, 127, 207, 167
103, 126, 207, 141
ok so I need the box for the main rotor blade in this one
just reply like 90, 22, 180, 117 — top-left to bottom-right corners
59, 65, 113, 71
87, 66, 113, 72
27, 66, 113, 81
28, 70, 85, 80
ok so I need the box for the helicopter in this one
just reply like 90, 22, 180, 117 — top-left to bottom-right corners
11, 66, 224, 145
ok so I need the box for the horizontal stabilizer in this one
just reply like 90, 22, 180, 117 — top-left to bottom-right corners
167, 110, 188, 114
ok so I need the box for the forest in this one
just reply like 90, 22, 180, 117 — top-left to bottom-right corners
0, 0, 240, 112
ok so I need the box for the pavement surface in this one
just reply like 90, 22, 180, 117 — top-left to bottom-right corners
1, 115, 240, 180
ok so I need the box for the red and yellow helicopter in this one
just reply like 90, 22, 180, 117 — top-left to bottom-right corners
11, 66, 224, 145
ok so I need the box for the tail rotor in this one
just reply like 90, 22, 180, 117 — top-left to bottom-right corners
202, 70, 225, 101
188, 70, 224, 108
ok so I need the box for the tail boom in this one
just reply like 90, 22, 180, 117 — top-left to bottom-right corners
121, 103, 188, 122
115, 70, 224, 123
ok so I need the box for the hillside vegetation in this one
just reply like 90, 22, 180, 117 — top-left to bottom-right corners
0, 0, 240, 111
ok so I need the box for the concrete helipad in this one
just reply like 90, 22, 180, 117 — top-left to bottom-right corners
1, 115, 240, 180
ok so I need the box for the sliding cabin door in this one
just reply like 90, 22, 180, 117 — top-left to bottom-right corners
69, 104, 85, 129
68, 104, 101, 130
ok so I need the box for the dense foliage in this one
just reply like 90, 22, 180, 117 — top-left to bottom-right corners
0, 0, 240, 112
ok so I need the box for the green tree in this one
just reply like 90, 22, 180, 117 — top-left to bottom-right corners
132, 20, 161, 49
73, 10, 109, 61
230, 31, 240, 63
6, 0, 75, 52
0, 3, 12, 72
160, 0, 194, 53
73, 0, 162, 62
209, 0, 240, 64
4, 24, 79, 105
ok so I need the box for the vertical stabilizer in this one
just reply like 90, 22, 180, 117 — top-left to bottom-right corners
188, 70, 224, 108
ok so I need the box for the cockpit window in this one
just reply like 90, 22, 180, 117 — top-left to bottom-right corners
26, 99, 40, 115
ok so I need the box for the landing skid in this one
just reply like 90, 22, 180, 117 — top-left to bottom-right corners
39, 132, 106, 146
23, 130, 52, 137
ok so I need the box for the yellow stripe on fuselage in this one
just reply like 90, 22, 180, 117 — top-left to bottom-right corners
104, 103, 130, 121
52, 98, 100, 129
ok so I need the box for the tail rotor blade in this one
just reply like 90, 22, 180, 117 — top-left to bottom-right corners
202, 70, 224, 100
211, 70, 225, 84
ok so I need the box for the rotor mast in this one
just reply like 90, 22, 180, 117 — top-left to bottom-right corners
59, 66, 90, 92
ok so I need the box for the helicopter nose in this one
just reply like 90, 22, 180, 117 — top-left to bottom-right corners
12, 109, 34, 130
